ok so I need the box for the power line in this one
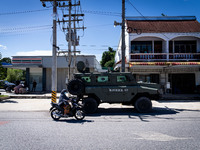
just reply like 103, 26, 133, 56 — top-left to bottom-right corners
78, 45, 118, 48
86, 24, 113, 28
0, 25, 51, 31
0, 25, 51, 34
82, 10, 121, 16
0, 8, 121, 17
127, 0, 170, 39
126, 0, 144, 18
0, 23, 114, 35
0, 9, 51, 16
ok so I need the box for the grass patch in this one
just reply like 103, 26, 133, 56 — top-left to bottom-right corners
0, 95, 9, 101
0, 95, 9, 98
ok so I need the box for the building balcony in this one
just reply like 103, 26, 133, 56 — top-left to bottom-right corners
130, 53, 200, 62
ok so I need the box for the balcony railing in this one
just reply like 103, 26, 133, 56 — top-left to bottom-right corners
130, 53, 200, 62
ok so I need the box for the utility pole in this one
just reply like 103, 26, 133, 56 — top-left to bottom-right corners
68, 0, 72, 81
121, 0, 126, 72
52, 0, 57, 103
73, 1, 77, 74
58, 0, 86, 80
114, 0, 126, 72
41, 0, 85, 100
40, 0, 68, 103
73, 22, 77, 74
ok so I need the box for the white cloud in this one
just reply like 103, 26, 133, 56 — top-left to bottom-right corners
16, 50, 52, 56
0, 44, 7, 50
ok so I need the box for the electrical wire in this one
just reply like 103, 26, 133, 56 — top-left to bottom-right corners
127, 0, 170, 39
78, 45, 118, 48
0, 25, 51, 34
78, 1, 85, 37
58, 1, 86, 38
126, 0, 144, 18
86, 24, 113, 28
0, 25, 51, 31
0, 9, 51, 16
82, 10, 121, 17
0, 9, 121, 17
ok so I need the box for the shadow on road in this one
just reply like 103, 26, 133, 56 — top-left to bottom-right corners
157, 100, 200, 103
0, 99, 18, 103
57, 118, 94, 124
49, 106, 200, 123
91, 107, 179, 116
87, 106, 200, 122
53, 119, 94, 124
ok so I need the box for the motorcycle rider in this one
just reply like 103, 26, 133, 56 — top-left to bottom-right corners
58, 89, 71, 116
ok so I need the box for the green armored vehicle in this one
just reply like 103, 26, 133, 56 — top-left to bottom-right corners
67, 72, 161, 113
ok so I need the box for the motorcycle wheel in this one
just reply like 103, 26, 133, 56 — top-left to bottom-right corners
74, 110, 85, 120
50, 108, 61, 121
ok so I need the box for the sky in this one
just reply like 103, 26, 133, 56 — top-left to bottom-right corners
0, 0, 200, 62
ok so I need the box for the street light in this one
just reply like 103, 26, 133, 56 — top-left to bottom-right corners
114, 21, 122, 27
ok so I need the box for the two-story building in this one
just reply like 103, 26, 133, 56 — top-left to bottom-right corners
115, 16, 200, 94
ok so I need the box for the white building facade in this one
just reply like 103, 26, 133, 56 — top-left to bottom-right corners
115, 16, 200, 94
11, 55, 101, 92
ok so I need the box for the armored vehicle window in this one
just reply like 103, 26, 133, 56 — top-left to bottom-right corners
81, 77, 91, 83
97, 76, 109, 82
117, 76, 127, 82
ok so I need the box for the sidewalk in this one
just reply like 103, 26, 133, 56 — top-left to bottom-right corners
0, 98, 200, 112
0, 90, 200, 100
0, 91, 60, 99
1, 91, 200, 112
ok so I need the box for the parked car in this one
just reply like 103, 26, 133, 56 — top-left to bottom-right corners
0, 80, 15, 92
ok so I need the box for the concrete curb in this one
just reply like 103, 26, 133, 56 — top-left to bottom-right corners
0, 96, 10, 101
1, 90, 200, 100
160, 95, 200, 100
9, 95, 60, 99
8, 96, 200, 100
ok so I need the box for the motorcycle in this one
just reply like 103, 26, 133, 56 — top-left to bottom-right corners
50, 97, 85, 121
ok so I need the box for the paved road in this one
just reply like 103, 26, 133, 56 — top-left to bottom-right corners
0, 98, 200, 150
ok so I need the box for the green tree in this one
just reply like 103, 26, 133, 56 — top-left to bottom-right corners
6, 68, 25, 83
100, 47, 116, 68
0, 57, 11, 80
0, 57, 25, 82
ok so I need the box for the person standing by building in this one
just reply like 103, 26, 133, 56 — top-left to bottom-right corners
32, 80, 37, 92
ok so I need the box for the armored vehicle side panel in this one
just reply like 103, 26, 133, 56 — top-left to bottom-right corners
68, 72, 161, 113
85, 85, 138, 103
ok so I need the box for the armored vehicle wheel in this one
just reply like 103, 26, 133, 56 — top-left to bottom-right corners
83, 97, 98, 114
67, 79, 84, 95
134, 97, 152, 113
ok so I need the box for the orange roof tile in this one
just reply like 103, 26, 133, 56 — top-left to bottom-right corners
126, 20, 200, 33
